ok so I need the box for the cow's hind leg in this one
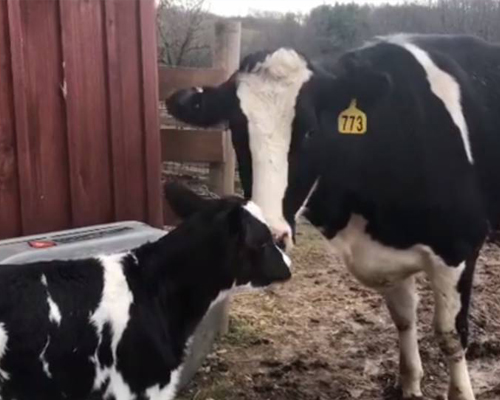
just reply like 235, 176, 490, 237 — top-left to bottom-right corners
428, 256, 476, 400
382, 276, 423, 399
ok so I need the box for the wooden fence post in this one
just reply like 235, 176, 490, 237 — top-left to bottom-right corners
209, 20, 240, 197
210, 20, 241, 336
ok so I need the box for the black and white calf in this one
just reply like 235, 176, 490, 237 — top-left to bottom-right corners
0, 184, 291, 400
167, 34, 500, 400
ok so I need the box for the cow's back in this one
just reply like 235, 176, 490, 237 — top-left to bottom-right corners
411, 35, 500, 229
334, 35, 500, 232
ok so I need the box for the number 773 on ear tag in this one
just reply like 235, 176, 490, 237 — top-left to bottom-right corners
338, 99, 367, 135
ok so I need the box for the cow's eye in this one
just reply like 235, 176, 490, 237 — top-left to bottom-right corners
304, 130, 313, 140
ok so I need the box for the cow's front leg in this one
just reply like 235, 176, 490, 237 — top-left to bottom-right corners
382, 276, 424, 399
429, 257, 476, 400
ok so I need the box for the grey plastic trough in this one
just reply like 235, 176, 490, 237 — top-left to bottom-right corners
0, 221, 224, 390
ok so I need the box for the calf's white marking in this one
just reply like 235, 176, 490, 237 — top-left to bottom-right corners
145, 364, 183, 400
40, 337, 52, 379
243, 201, 292, 269
0, 323, 10, 380
90, 254, 134, 400
145, 285, 243, 400
243, 201, 267, 225
41, 275, 62, 326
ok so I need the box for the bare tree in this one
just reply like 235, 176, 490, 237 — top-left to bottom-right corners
157, 0, 211, 67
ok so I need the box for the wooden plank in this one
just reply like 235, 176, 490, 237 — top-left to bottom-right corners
6, 0, 34, 235
160, 113, 227, 130
158, 66, 226, 100
59, 0, 114, 227
211, 21, 242, 336
103, 0, 128, 222
0, 0, 22, 239
14, 0, 72, 234
106, 0, 148, 223
139, 0, 163, 228
161, 129, 225, 163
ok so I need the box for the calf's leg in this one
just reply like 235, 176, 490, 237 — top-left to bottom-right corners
382, 276, 424, 399
428, 257, 476, 400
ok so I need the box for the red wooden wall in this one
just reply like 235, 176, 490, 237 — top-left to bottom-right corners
0, 0, 163, 240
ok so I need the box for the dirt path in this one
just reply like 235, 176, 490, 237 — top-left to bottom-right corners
179, 221, 500, 400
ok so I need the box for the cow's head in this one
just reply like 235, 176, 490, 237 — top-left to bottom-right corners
167, 47, 391, 251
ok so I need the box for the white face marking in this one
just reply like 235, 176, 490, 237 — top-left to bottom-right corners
237, 49, 313, 236
388, 36, 473, 164
295, 179, 319, 221
243, 202, 292, 268
41, 275, 62, 326
90, 254, 134, 398
0, 323, 10, 381
40, 337, 52, 379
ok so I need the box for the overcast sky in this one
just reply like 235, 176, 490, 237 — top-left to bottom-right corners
209, 0, 405, 16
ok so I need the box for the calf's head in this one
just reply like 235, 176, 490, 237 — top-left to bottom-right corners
167, 48, 391, 251
164, 182, 291, 289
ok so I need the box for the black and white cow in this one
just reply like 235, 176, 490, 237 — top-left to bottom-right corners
0, 183, 291, 400
167, 34, 500, 400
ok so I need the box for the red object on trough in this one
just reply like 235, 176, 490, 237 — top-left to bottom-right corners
28, 241, 57, 249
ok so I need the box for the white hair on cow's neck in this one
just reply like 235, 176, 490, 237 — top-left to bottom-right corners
237, 48, 313, 239
251, 48, 309, 79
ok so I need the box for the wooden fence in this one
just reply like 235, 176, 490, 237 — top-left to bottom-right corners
159, 21, 241, 333
0, 0, 162, 240
159, 21, 241, 225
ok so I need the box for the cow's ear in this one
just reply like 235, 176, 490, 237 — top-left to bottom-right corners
338, 54, 393, 107
348, 69, 392, 107
164, 183, 209, 220
166, 80, 237, 127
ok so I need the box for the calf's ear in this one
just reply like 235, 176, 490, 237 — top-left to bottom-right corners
164, 182, 209, 220
166, 80, 237, 127
225, 205, 269, 249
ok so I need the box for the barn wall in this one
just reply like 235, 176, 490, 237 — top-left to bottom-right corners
0, 0, 162, 239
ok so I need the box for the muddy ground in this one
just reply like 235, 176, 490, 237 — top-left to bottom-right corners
179, 221, 500, 400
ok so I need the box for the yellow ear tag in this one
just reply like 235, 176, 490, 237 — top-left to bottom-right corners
338, 99, 367, 135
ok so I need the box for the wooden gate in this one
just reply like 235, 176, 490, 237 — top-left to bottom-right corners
0, 0, 162, 240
